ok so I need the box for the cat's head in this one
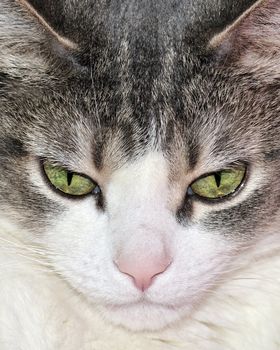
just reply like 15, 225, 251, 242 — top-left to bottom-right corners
1, 0, 280, 331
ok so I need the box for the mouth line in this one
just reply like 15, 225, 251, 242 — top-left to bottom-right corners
104, 298, 184, 311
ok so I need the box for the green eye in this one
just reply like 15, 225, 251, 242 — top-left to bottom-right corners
43, 162, 97, 196
190, 167, 246, 200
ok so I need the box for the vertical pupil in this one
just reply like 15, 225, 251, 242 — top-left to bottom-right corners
214, 172, 221, 187
67, 172, 74, 186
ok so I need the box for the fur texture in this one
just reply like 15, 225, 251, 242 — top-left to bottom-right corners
1, 0, 280, 349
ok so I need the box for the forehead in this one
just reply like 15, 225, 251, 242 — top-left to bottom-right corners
8, 14, 271, 173
23, 65, 259, 177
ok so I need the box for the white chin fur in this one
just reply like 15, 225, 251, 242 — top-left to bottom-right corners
98, 302, 192, 331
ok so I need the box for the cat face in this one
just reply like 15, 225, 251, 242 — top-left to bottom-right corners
1, 0, 280, 331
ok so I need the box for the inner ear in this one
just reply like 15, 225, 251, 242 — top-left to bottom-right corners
17, 0, 78, 50
208, 0, 280, 73
209, 0, 264, 52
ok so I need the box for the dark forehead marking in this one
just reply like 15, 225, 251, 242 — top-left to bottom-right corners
164, 49, 204, 170
91, 119, 150, 171
128, 28, 163, 126
92, 137, 104, 170
264, 148, 280, 161
163, 119, 200, 170
0, 72, 9, 88
187, 139, 200, 169
0, 137, 28, 158
163, 120, 175, 152
117, 121, 139, 160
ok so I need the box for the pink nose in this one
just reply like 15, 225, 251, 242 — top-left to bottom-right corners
115, 256, 171, 291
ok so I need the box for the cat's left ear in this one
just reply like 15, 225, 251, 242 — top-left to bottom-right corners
210, 0, 280, 81
17, 0, 77, 50
1, 0, 79, 79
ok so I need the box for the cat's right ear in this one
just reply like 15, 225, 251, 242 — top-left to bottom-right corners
209, 0, 280, 82
0, 0, 78, 78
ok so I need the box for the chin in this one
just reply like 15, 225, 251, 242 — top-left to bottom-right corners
98, 301, 192, 331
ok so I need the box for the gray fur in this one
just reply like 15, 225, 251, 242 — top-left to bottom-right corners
3, 1, 280, 342
1, 0, 280, 238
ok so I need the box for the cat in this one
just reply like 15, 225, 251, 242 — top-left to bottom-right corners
1, 0, 280, 349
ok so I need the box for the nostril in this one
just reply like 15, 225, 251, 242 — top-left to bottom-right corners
114, 256, 172, 292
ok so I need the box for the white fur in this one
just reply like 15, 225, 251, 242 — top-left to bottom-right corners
1, 152, 280, 349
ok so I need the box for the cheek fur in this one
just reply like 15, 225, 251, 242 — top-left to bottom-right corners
28, 152, 254, 330
39, 197, 235, 314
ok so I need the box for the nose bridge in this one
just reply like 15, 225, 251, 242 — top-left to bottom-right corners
110, 187, 170, 249
117, 223, 168, 257
122, 184, 167, 217
116, 229, 169, 263
108, 152, 170, 217
110, 178, 173, 263
108, 152, 173, 290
